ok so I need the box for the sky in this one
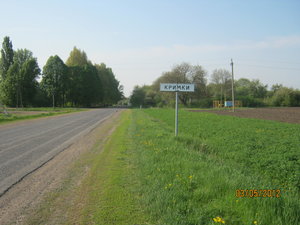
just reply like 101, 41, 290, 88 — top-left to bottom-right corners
0, 0, 299, 97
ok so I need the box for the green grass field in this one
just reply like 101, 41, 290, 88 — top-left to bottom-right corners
24, 109, 299, 224
129, 109, 299, 225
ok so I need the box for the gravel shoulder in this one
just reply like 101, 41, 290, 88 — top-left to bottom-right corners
0, 110, 123, 225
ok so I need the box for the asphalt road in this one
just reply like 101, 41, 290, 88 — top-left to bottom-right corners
0, 109, 117, 196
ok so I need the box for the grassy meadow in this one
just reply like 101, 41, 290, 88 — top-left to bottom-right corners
129, 109, 299, 225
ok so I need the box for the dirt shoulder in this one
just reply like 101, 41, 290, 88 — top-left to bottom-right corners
190, 107, 300, 124
0, 109, 124, 225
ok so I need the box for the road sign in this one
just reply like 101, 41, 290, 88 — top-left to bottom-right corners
160, 83, 195, 136
160, 83, 195, 92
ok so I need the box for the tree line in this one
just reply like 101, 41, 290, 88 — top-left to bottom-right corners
130, 62, 300, 108
0, 36, 123, 108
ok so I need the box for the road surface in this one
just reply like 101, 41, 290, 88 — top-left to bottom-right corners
0, 109, 116, 196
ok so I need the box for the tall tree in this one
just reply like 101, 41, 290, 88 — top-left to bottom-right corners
66, 48, 104, 107
1, 49, 40, 107
130, 85, 146, 107
95, 63, 122, 106
210, 69, 231, 102
65, 47, 89, 67
189, 65, 207, 102
41, 55, 68, 108
0, 36, 14, 80
80, 64, 102, 107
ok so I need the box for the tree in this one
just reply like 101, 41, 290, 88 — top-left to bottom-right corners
189, 65, 208, 103
249, 79, 268, 98
270, 87, 300, 106
66, 47, 99, 107
235, 78, 252, 96
19, 58, 40, 106
41, 55, 68, 108
0, 36, 14, 80
235, 78, 268, 107
66, 65, 99, 107
95, 63, 122, 106
65, 47, 89, 67
130, 86, 146, 107
1, 49, 40, 107
235, 78, 267, 99
81, 64, 102, 107
271, 84, 283, 93
152, 63, 207, 106
210, 69, 231, 102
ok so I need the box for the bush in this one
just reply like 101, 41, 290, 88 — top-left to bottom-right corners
237, 96, 266, 107
270, 88, 300, 107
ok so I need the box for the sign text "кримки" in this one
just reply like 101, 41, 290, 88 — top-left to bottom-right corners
160, 83, 195, 92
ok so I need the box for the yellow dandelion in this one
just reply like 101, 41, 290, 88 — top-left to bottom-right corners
188, 175, 193, 179
212, 217, 225, 223
253, 221, 257, 224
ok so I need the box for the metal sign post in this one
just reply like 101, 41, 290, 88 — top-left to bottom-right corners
160, 83, 195, 136
175, 91, 178, 136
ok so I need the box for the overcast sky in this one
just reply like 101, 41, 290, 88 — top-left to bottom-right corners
1, 0, 299, 96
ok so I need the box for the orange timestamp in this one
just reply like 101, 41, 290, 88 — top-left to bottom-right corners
236, 189, 281, 198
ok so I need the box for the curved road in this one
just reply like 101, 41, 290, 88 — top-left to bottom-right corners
0, 109, 117, 196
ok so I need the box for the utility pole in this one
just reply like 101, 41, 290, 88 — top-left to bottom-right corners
175, 91, 178, 136
230, 59, 235, 112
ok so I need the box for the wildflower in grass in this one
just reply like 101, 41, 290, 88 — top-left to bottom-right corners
253, 221, 257, 224
213, 216, 225, 223
188, 175, 193, 179
235, 200, 239, 203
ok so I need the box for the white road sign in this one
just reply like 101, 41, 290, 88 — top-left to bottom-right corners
159, 83, 195, 136
160, 83, 195, 92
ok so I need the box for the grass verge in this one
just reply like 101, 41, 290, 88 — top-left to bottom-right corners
78, 110, 149, 224
0, 107, 86, 124
25, 110, 150, 225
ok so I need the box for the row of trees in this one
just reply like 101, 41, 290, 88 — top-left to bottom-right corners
0, 36, 123, 108
130, 63, 300, 108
